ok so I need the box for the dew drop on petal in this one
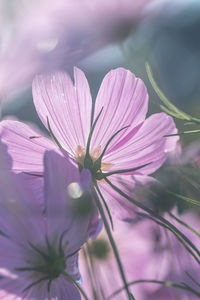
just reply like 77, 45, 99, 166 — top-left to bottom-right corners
67, 182, 83, 199
76, 276, 82, 284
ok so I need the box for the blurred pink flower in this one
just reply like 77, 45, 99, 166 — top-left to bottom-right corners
79, 219, 166, 300
160, 140, 200, 208
179, 141, 200, 168
0, 0, 152, 98
0, 67, 178, 218
80, 212, 200, 300
143, 211, 200, 300
165, 140, 200, 168
0, 142, 93, 299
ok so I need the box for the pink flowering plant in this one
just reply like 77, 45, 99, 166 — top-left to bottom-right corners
0, 67, 180, 297
0, 67, 178, 216
1, 1, 200, 299
1, 64, 200, 299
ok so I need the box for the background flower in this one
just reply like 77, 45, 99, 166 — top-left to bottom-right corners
80, 211, 200, 300
0, 142, 94, 299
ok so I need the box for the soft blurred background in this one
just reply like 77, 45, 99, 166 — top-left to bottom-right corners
1, 0, 200, 142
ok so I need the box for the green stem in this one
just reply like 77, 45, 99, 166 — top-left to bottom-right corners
138, 212, 200, 264
169, 212, 200, 238
82, 246, 99, 299
95, 182, 114, 230
181, 282, 200, 296
63, 272, 89, 300
104, 177, 200, 262
165, 129, 200, 137
146, 62, 200, 125
94, 183, 134, 300
47, 117, 62, 148
107, 279, 200, 299
23, 172, 43, 178
102, 163, 150, 178
86, 107, 104, 156
98, 126, 129, 161
185, 272, 200, 288
167, 191, 200, 207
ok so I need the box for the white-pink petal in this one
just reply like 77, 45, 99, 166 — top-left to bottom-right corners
0, 120, 56, 173
33, 68, 92, 156
104, 113, 178, 175
91, 68, 149, 153
98, 174, 155, 220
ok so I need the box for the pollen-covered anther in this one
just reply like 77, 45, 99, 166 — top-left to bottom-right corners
74, 145, 86, 166
101, 162, 115, 172
91, 145, 101, 161
74, 145, 114, 176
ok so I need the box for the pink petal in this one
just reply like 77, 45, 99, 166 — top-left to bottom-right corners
104, 113, 178, 175
50, 276, 81, 299
24, 282, 49, 300
0, 162, 45, 246
65, 254, 81, 282
0, 278, 28, 300
33, 68, 92, 156
44, 150, 80, 237
0, 236, 22, 271
44, 151, 91, 252
98, 174, 155, 220
0, 141, 45, 249
0, 119, 56, 173
18, 173, 44, 207
91, 68, 148, 152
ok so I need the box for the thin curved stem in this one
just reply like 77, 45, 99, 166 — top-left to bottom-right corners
98, 126, 129, 161
23, 172, 43, 177
137, 212, 200, 264
95, 182, 114, 230
102, 163, 150, 177
169, 212, 200, 238
185, 272, 200, 288
104, 177, 200, 262
63, 272, 89, 300
107, 279, 200, 299
94, 183, 134, 300
86, 107, 104, 156
47, 117, 62, 148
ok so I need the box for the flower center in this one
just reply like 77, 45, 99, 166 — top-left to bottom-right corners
30, 244, 66, 279
16, 236, 68, 291
74, 145, 114, 180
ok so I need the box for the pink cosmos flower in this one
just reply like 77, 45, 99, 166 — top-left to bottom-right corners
0, 142, 93, 299
0, 67, 178, 218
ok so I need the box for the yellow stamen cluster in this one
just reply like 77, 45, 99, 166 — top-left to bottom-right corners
74, 145, 114, 175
